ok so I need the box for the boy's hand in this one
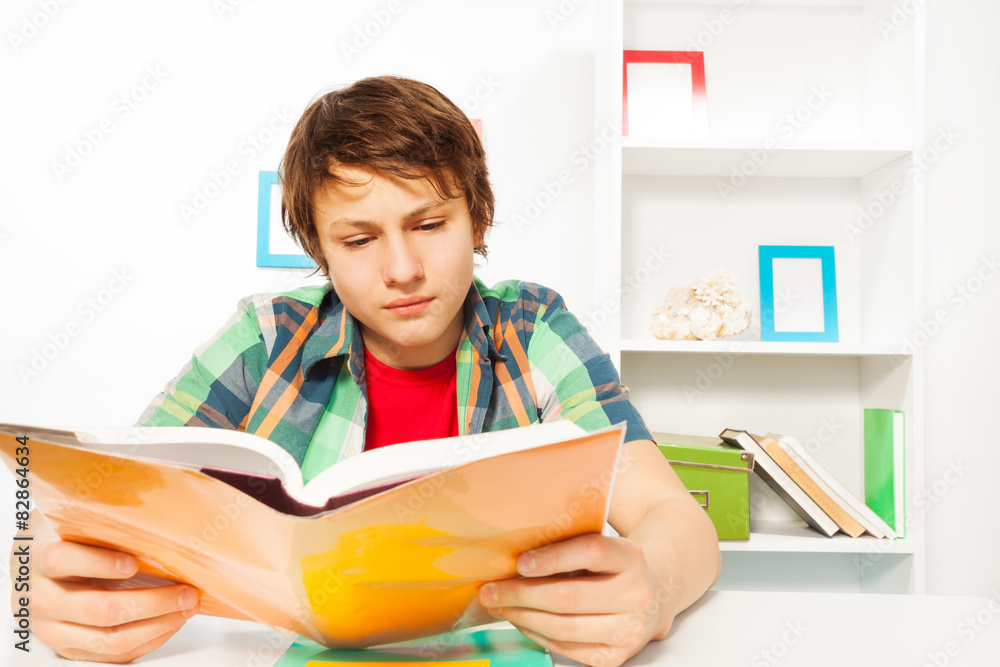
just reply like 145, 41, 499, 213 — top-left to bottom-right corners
478, 533, 673, 667
12, 535, 200, 663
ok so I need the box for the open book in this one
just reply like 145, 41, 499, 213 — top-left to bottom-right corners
0, 420, 624, 648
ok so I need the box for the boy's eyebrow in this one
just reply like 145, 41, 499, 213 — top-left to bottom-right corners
327, 199, 451, 230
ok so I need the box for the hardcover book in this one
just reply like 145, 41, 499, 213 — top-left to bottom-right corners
755, 434, 866, 538
863, 409, 906, 537
766, 432, 896, 540
719, 428, 839, 537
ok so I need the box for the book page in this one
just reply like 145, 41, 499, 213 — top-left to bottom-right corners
0, 423, 304, 493
299, 419, 589, 506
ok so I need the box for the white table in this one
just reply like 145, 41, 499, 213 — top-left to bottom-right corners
6, 589, 1000, 665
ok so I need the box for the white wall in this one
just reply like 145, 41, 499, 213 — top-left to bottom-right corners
922, 0, 1000, 597
0, 0, 996, 610
0, 0, 599, 428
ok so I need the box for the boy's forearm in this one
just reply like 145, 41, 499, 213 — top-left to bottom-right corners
625, 494, 721, 638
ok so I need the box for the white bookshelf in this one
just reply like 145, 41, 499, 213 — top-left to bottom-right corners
594, 0, 925, 594
722, 522, 916, 554
623, 139, 912, 178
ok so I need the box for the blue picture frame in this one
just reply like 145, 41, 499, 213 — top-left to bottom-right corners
759, 245, 838, 343
256, 171, 316, 269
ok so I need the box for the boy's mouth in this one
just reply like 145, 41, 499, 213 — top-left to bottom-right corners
385, 296, 433, 315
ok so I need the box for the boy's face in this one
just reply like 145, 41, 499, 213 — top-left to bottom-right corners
312, 165, 477, 370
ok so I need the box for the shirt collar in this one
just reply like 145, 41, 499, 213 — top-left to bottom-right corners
301, 277, 506, 381
466, 276, 508, 363
301, 285, 365, 382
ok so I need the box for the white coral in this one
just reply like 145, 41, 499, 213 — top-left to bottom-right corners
650, 269, 751, 341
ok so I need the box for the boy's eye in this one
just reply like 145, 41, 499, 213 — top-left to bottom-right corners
344, 237, 373, 249
416, 221, 444, 232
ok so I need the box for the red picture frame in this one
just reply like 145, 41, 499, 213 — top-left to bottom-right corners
622, 50, 707, 137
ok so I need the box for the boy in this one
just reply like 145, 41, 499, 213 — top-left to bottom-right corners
19, 76, 720, 666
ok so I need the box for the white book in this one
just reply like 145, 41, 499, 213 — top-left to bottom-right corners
720, 429, 840, 538
767, 432, 896, 540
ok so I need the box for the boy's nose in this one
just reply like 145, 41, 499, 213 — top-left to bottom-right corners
382, 239, 424, 285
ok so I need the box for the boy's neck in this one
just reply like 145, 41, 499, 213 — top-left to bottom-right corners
359, 311, 465, 370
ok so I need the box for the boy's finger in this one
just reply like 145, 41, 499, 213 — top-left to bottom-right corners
39, 540, 138, 580
516, 534, 639, 578
37, 581, 200, 627
481, 573, 617, 614
37, 611, 191, 664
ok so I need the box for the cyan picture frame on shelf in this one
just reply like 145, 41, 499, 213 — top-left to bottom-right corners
758, 245, 838, 343
257, 170, 317, 269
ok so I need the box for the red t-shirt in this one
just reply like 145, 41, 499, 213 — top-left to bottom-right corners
363, 347, 459, 450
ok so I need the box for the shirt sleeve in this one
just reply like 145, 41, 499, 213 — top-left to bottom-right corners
136, 297, 266, 430
525, 288, 653, 443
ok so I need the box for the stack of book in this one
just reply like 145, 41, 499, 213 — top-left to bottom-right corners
720, 428, 897, 539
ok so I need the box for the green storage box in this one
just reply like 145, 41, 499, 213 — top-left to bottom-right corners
652, 433, 754, 541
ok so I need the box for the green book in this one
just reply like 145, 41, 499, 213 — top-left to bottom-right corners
273, 625, 551, 666
863, 409, 906, 538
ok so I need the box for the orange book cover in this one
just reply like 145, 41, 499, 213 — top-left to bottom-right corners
0, 422, 623, 648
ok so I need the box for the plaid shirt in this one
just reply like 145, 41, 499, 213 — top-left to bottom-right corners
138, 277, 651, 482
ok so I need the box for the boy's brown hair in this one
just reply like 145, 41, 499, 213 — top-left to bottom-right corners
280, 75, 494, 276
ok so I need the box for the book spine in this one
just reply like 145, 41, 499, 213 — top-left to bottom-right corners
722, 431, 839, 538
763, 441, 865, 538
864, 409, 902, 537
775, 435, 894, 539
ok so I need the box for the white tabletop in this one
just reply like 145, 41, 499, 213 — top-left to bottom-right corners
6, 589, 1000, 666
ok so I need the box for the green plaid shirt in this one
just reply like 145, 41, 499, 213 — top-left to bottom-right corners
138, 277, 651, 482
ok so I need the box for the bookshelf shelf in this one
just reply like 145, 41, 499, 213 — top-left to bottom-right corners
720, 521, 915, 554
620, 339, 910, 357
622, 140, 911, 178
628, 0, 869, 7
595, 0, 925, 594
